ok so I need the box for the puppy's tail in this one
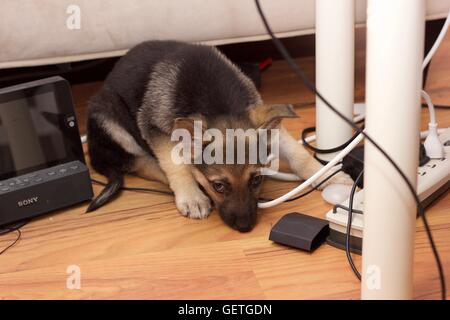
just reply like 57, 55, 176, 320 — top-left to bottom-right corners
86, 175, 124, 213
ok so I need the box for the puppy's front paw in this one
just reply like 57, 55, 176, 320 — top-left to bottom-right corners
175, 187, 212, 219
314, 171, 355, 190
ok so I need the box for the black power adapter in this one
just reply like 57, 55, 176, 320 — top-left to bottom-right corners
269, 212, 329, 252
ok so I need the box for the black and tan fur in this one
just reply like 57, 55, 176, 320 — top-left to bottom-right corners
87, 41, 352, 232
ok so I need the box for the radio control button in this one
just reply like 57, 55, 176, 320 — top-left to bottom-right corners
48, 171, 56, 176
59, 168, 67, 173
70, 165, 79, 170
1, 187, 9, 191
35, 177, 43, 182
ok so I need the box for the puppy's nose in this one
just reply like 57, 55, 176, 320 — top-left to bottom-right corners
234, 218, 254, 233
236, 225, 253, 232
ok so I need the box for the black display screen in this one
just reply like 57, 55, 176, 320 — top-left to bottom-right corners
0, 77, 84, 180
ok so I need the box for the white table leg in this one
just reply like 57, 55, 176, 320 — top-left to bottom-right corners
315, 0, 355, 161
362, 0, 425, 299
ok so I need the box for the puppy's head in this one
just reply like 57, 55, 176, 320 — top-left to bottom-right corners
173, 104, 297, 232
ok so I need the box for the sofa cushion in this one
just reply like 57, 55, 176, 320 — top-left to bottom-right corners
0, 0, 449, 68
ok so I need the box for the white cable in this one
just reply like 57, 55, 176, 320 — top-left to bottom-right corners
422, 89, 445, 158
266, 110, 437, 183
258, 132, 364, 208
422, 11, 450, 71
81, 134, 87, 144
266, 121, 443, 184
422, 90, 436, 125
261, 168, 302, 181
420, 128, 446, 139
264, 125, 444, 182
264, 112, 365, 182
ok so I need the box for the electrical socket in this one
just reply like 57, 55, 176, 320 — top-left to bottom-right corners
326, 126, 450, 242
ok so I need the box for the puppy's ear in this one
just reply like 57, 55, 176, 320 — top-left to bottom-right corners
249, 104, 298, 129
173, 115, 207, 135
172, 115, 208, 146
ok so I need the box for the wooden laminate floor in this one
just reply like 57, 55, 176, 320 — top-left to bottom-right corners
0, 29, 449, 299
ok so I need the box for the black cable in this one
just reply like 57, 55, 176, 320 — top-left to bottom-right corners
302, 126, 364, 154
91, 178, 174, 196
93, 169, 339, 203
0, 219, 29, 256
255, 0, 446, 299
259, 168, 342, 202
0, 229, 22, 256
333, 204, 364, 215
422, 103, 450, 109
346, 170, 364, 281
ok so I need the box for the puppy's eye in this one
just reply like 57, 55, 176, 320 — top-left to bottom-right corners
250, 175, 263, 187
212, 181, 226, 193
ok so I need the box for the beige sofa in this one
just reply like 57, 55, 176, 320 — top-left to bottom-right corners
1, 0, 449, 69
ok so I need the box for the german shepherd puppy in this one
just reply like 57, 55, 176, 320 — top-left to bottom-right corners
87, 41, 353, 232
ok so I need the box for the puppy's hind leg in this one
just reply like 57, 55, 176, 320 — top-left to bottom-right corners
86, 117, 131, 212
278, 127, 354, 189
149, 136, 211, 219
86, 91, 138, 212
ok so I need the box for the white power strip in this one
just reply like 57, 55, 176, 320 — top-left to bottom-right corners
326, 127, 450, 244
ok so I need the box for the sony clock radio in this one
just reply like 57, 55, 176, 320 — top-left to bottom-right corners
0, 76, 93, 226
